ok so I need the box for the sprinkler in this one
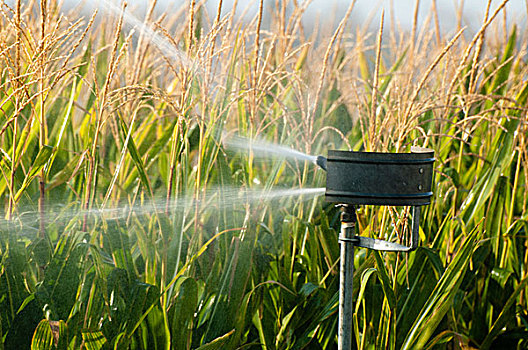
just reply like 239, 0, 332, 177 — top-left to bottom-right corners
316, 146, 435, 349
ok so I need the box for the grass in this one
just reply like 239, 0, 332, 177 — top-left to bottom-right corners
0, 0, 527, 348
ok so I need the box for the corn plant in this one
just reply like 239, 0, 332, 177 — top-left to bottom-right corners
0, 0, 527, 349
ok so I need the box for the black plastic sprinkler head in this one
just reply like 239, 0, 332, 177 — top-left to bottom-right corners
323, 146, 435, 251
315, 155, 327, 171
325, 146, 434, 207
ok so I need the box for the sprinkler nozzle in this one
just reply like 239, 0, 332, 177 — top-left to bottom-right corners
315, 155, 327, 171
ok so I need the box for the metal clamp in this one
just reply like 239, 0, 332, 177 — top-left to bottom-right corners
346, 206, 421, 252
339, 236, 360, 244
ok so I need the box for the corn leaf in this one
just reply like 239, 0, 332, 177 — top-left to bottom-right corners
401, 224, 481, 349
31, 319, 54, 350
13, 145, 54, 202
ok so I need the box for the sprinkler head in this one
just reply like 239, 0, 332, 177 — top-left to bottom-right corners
324, 146, 435, 252
324, 146, 434, 206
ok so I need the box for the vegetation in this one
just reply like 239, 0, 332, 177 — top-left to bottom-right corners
1, 0, 527, 348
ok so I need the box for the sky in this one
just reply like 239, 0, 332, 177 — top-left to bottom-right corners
75, 0, 527, 29
6, 0, 528, 33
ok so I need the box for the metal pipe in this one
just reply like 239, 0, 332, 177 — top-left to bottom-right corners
338, 205, 356, 350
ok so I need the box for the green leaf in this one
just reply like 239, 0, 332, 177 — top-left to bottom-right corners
276, 305, 298, 346
480, 275, 528, 349
424, 331, 462, 350
485, 176, 508, 256
487, 26, 516, 95
396, 249, 443, 347
355, 268, 377, 314
401, 224, 481, 349
37, 232, 87, 321
47, 80, 76, 168
373, 251, 396, 310
4, 297, 43, 350
14, 145, 54, 202
490, 267, 512, 289
379, 47, 408, 96
117, 113, 153, 199
30, 237, 52, 267
195, 330, 234, 350
103, 222, 136, 281
31, 319, 54, 350
170, 277, 198, 349
82, 330, 107, 350
124, 282, 160, 337
460, 82, 528, 224
202, 233, 254, 344
77, 40, 92, 83
47, 153, 84, 190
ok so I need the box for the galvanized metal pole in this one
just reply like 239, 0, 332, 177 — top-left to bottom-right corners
338, 205, 356, 350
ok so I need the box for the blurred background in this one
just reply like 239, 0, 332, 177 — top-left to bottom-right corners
6, 0, 527, 33
61, 0, 528, 33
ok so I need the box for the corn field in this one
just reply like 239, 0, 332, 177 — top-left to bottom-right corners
0, 0, 527, 348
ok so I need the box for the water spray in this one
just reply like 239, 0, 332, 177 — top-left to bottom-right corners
0, 187, 325, 230
95, 0, 196, 72
314, 146, 435, 349
224, 135, 319, 164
